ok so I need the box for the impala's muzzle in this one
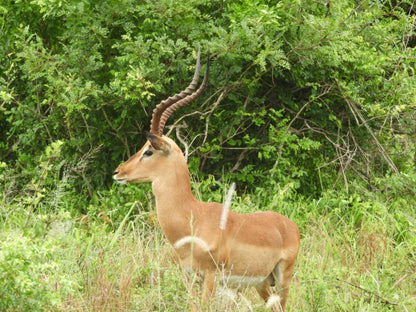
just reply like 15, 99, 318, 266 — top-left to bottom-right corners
113, 171, 127, 184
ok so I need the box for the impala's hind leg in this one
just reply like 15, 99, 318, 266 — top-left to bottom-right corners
272, 259, 296, 311
255, 280, 283, 312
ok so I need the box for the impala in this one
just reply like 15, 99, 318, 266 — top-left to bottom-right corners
113, 49, 300, 311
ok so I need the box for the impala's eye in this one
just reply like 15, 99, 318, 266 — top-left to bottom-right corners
143, 150, 153, 157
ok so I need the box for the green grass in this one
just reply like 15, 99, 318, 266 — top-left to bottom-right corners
0, 184, 415, 311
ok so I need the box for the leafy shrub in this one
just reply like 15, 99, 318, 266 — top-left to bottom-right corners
0, 231, 75, 311
1, 0, 415, 202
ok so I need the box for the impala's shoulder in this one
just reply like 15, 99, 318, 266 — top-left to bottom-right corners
202, 201, 223, 209
193, 202, 223, 221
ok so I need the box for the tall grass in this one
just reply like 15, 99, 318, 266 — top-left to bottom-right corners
0, 181, 415, 311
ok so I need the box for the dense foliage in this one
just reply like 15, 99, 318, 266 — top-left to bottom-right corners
0, 0, 415, 311
2, 0, 415, 200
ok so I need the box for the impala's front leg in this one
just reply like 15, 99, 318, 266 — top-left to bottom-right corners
187, 270, 215, 312
202, 270, 216, 307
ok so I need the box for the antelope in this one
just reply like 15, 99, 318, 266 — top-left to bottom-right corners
113, 49, 300, 311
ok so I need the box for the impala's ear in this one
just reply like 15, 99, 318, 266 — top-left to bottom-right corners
146, 132, 171, 153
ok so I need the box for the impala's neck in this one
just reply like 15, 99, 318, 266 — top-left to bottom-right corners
151, 158, 199, 243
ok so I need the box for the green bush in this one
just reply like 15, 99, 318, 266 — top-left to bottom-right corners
1, 0, 415, 203
0, 230, 75, 311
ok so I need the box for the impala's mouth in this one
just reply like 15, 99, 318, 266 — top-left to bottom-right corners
113, 175, 127, 184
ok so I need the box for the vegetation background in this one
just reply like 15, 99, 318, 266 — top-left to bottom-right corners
1, 0, 415, 311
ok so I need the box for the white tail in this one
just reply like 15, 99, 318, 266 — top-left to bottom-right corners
113, 49, 300, 311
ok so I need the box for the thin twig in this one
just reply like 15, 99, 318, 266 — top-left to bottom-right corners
287, 84, 334, 130
335, 278, 399, 306
175, 123, 190, 162
344, 97, 400, 175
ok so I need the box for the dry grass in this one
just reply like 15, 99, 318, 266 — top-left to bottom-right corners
2, 189, 413, 312
57, 209, 415, 312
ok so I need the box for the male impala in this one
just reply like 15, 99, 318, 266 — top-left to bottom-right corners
113, 49, 300, 311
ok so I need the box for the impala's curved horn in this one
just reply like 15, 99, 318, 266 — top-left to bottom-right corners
150, 48, 202, 136
158, 53, 210, 135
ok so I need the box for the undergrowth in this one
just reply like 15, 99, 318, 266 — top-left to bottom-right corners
1, 176, 415, 312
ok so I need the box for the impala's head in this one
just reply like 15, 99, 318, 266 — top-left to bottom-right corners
113, 133, 184, 184
113, 48, 209, 185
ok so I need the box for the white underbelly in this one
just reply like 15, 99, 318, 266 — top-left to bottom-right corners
220, 274, 267, 287
183, 267, 267, 288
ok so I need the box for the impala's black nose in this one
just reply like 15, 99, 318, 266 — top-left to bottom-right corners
113, 171, 119, 175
